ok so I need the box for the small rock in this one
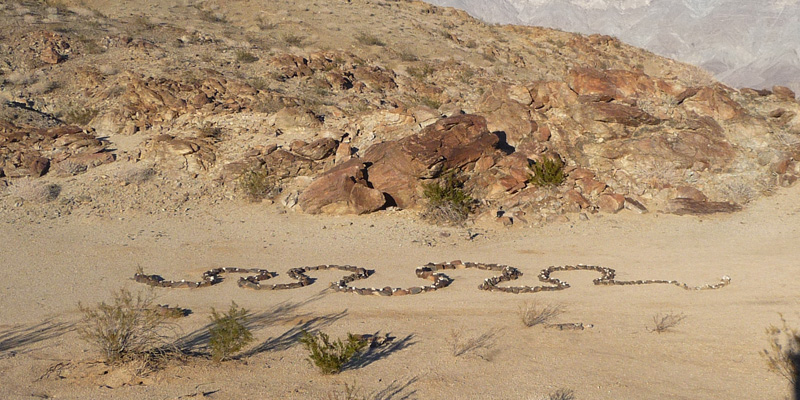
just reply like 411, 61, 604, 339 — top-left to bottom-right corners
597, 193, 625, 213
498, 216, 513, 226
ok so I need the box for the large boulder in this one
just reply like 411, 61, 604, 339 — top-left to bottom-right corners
363, 114, 499, 208
298, 159, 386, 215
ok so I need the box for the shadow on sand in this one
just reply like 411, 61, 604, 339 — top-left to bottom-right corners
0, 319, 74, 358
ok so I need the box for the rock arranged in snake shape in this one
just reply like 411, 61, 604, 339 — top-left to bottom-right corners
133, 261, 731, 295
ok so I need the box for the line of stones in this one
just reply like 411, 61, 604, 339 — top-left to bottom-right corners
133, 262, 731, 295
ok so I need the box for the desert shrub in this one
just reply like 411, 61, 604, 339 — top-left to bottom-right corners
235, 50, 258, 63
648, 312, 686, 333
354, 32, 385, 47
237, 166, 277, 201
208, 302, 253, 362
421, 171, 473, 225
399, 51, 418, 62
62, 106, 98, 126
450, 328, 500, 360
327, 381, 365, 400
6, 179, 60, 202
299, 330, 367, 374
528, 156, 565, 187
763, 315, 800, 385
407, 63, 435, 80
283, 34, 305, 47
519, 302, 563, 327
418, 96, 441, 110
546, 388, 576, 400
78, 288, 172, 363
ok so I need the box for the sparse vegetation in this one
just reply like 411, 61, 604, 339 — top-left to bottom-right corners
6, 179, 60, 202
208, 302, 253, 362
421, 170, 474, 225
283, 33, 305, 47
61, 106, 98, 126
407, 63, 435, 80
763, 315, 800, 385
78, 288, 173, 364
449, 328, 500, 360
519, 302, 564, 327
546, 388, 576, 400
354, 32, 385, 47
327, 381, 366, 400
235, 49, 258, 63
528, 156, 565, 187
649, 312, 686, 333
399, 50, 418, 62
299, 330, 368, 374
237, 166, 277, 201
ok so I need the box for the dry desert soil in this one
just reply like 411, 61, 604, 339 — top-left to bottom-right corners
1, 182, 799, 399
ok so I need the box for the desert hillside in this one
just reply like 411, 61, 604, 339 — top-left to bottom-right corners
1, 1, 799, 399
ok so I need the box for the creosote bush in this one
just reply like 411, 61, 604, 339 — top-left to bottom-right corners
299, 330, 367, 374
528, 156, 565, 187
208, 302, 253, 362
763, 315, 800, 385
78, 288, 171, 364
421, 171, 473, 225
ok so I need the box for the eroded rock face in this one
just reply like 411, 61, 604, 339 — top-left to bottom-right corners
297, 159, 386, 215
363, 114, 498, 208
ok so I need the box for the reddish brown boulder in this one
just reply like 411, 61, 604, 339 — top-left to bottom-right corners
584, 103, 660, 127
567, 67, 617, 101
476, 85, 533, 147
564, 189, 591, 210
294, 137, 338, 160
598, 193, 625, 213
363, 114, 498, 208
681, 86, 746, 121
772, 86, 796, 102
29, 157, 50, 177
675, 186, 708, 202
298, 159, 386, 215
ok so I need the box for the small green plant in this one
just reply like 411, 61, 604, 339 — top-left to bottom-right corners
237, 166, 277, 201
528, 156, 565, 187
299, 330, 368, 374
235, 50, 258, 63
421, 171, 473, 224
648, 312, 686, 333
763, 315, 800, 385
208, 302, 253, 362
354, 32, 385, 47
78, 288, 172, 364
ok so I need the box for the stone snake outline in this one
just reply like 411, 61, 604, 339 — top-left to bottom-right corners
133, 261, 731, 295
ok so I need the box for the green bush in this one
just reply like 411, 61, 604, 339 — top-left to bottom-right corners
208, 302, 253, 362
528, 156, 565, 187
78, 289, 171, 363
421, 171, 473, 224
299, 330, 367, 374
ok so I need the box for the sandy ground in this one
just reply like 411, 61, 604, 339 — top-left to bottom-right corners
1, 184, 799, 399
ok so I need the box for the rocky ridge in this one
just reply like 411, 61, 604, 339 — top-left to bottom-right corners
1, 0, 799, 225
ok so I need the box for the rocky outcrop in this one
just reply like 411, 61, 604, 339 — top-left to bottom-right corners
297, 159, 386, 215
363, 114, 499, 208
